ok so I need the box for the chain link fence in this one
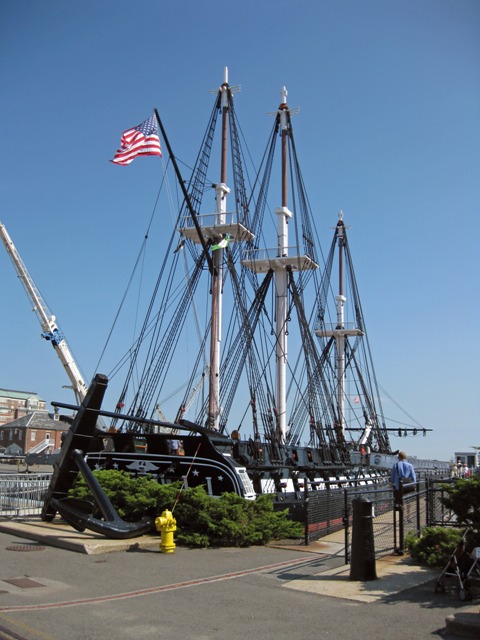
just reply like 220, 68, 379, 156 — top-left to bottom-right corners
426, 477, 457, 526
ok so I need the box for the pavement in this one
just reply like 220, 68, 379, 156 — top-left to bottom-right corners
0, 462, 478, 638
0, 516, 478, 638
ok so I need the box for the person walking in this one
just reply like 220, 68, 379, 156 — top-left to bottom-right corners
390, 451, 416, 506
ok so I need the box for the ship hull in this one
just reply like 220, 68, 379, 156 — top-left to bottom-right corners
86, 431, 256, 499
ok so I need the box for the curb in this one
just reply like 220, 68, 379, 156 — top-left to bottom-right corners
445, 608, 480, 638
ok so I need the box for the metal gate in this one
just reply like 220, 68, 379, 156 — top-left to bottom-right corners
343, 486, 397, 561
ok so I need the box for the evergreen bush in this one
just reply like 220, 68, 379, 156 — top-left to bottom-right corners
69, 470, 303, 547
405, 526, 464, 567
69, 470, 178, 522
440, 476, 480, 530
405, 477, 480, 568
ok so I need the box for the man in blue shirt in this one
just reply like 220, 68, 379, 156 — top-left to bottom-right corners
390, 451, 416, 506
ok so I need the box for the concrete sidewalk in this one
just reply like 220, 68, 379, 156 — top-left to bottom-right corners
0, 516, 478, 637
0, 516, 160, 554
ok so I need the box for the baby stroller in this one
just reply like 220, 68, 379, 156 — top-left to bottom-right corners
435, 527, 480, 601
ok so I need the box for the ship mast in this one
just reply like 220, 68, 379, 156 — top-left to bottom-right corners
316, 211, 364, 435
275, 87, 293, 441
207, 67, 231, 430
335, 211, 348, 434
178, 68, 254, 431
242, 87, 317, 444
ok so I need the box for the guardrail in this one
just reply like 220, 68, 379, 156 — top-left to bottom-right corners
0, 473, 52, 518
341, 476, 452, 562
302, 475, 388, 544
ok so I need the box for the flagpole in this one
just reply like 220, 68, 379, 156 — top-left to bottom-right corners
153, 108, 214, 276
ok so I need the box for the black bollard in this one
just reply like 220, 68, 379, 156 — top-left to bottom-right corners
349, 495, 377, 581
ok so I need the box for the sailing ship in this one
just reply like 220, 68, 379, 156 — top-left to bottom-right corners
46, 70, 401, 521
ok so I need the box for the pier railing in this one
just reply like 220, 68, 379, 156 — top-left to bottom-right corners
0, 473, 52, 518
301, 474, 453, 562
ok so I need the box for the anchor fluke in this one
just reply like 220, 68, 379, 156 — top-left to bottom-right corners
50, 449, 152, 539
42, 374, 152, 539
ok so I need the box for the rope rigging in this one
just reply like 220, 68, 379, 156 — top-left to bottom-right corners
97, 80, 396, 464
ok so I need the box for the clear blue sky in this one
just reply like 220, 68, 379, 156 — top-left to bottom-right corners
1, 0, 478, 462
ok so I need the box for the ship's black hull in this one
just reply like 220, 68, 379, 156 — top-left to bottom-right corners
85, 427, 383, 499
86, 431, 256, 499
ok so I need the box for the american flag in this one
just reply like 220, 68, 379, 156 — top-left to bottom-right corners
111, 115, 162, 165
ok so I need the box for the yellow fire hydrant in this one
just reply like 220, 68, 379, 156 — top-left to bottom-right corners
155, 509, 177, 554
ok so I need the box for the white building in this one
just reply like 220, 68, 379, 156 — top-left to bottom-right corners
454, 449, 480, 470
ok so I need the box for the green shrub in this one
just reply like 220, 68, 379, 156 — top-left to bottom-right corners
405, 526, 464, 567
440, 476, 480, 529
69, 470, 303, 547
69, 470, 179, 522
405, 477, 480, 568
174, 489, 302, 547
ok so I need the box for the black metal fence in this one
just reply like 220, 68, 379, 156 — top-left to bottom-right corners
343, 485, 396, 560
303, 481, 346, 542
425, 477, 458, 527
303, 475, 454, 563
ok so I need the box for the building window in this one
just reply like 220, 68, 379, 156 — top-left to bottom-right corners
26, 398, 39, 411
31, 431, 36, 441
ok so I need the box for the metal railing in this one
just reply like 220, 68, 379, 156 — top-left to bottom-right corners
302, 475, 389, 544
425, 477, 458, 526
0, 473, 52, 518
343, 485, 396, 561
301, 474, 452, 561
27, 439, 54, 455
179, 211, 240, 229
340, 477, 452, 563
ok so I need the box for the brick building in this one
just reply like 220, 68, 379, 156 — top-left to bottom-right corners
0, 410, 69, 457
0, 388, 70, 457
0, 388, 46, 426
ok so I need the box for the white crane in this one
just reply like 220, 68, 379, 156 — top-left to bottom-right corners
175, 364, 210, 423
153, 364, 210, 429
0, 222, 89, 404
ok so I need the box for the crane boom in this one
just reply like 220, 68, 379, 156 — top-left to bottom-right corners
0, 222, 89, 404
175, 365, 210, 423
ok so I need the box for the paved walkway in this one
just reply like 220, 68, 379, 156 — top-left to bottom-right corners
0, 516, 477, 638
0, 517, 437, 602
0, 463, 478, 637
